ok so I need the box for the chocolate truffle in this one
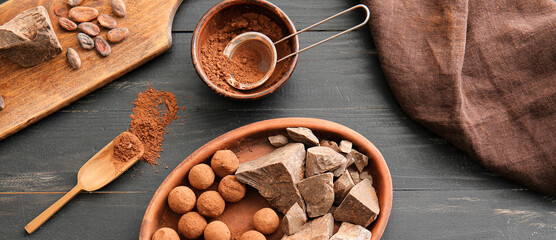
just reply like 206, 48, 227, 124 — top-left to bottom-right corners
168, 186, 196, 214
253, 208, 280, 234
188, 163, 215, 190
152, 227, 179, 240
204, 220, 231, 240
211, 150, 239, 177
197, 191, 226, 218
178, 212, 207, 239
239, 230, 266, 240
218, 175, 246, 202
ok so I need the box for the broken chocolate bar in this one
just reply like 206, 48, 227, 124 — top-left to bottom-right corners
0, 6, 62, 67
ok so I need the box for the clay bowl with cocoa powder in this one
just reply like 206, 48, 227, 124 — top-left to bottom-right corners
191, 0, 299, 100
139, 118, 393, 240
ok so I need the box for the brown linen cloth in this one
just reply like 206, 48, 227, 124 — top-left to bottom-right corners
361, 0, 556, 196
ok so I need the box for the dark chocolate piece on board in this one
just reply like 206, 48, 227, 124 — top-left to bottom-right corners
0, 6, 62, 67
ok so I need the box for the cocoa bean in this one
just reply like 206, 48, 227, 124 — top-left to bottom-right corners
58, 17, 77, 31
68, 6, 99, 22
77, 33, 94, 50
0, 94, 4, 111
78, 22, 100, 36
111, 0, 127, 17
67, 0, 83, 7
66, 48, 81, 69
97, 14, 117, 29
94, 36, 111, 57
107, 27, 129, 43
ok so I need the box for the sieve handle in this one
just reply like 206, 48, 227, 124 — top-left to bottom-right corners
275, 4, 370, 63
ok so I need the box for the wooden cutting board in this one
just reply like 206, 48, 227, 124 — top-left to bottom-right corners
0, 0, 183, 140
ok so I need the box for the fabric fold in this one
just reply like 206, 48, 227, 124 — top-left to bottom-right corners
362, 0, 556, 196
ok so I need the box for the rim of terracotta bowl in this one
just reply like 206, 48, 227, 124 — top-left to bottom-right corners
191, 0, 300, 100
139, 117, 393, 240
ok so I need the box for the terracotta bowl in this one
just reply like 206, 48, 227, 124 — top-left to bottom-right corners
191, 0, 300, 100
140, 118, 393, 240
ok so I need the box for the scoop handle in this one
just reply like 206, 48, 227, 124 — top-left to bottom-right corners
24, 185, 82, 234
275, 4, 370, 63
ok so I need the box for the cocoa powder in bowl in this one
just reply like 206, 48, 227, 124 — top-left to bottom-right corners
193, 1, 299, 100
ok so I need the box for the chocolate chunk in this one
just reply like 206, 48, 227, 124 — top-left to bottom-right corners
328, 205, 337, 214
235, 143, 306, 214
348, 166, 361, 184
0, 6, 62, 67
287, 127, 319, 146
305, 146, 347, 177
0, 94, 5, 111
320, 139, 340, 152
281, 213, 334, 240
330, 222, 372, 240
334, 179, 380, 227
347, 149, 369, 173
269, 134, 288, 147
339, 140, 353, 154
359, 170, 373, 185
345, 152, 355, 168
297, 173, 334, 218
334, 170, 355, 205
332, 156, 349, 177
281, 202, 307, 236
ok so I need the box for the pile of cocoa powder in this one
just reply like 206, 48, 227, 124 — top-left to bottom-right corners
200, 9, 293, 93
127, 87, 182, 166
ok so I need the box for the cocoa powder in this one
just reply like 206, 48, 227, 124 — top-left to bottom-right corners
128, 87, 181, 165
228, 45, 266, 84
113, 132, 143, 162
200, 10, 293, 93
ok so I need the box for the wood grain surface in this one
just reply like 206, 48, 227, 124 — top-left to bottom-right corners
0, 0, 554, 239
0, 0, 183, 140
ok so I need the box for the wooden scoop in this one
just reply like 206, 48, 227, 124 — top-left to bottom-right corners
24, 132, 144, 234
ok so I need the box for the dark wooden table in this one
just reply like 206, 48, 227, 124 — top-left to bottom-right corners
1, 0, 555, 239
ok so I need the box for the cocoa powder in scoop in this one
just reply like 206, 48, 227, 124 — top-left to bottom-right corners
113, 132, 143, 162
128, 87, 181, 165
